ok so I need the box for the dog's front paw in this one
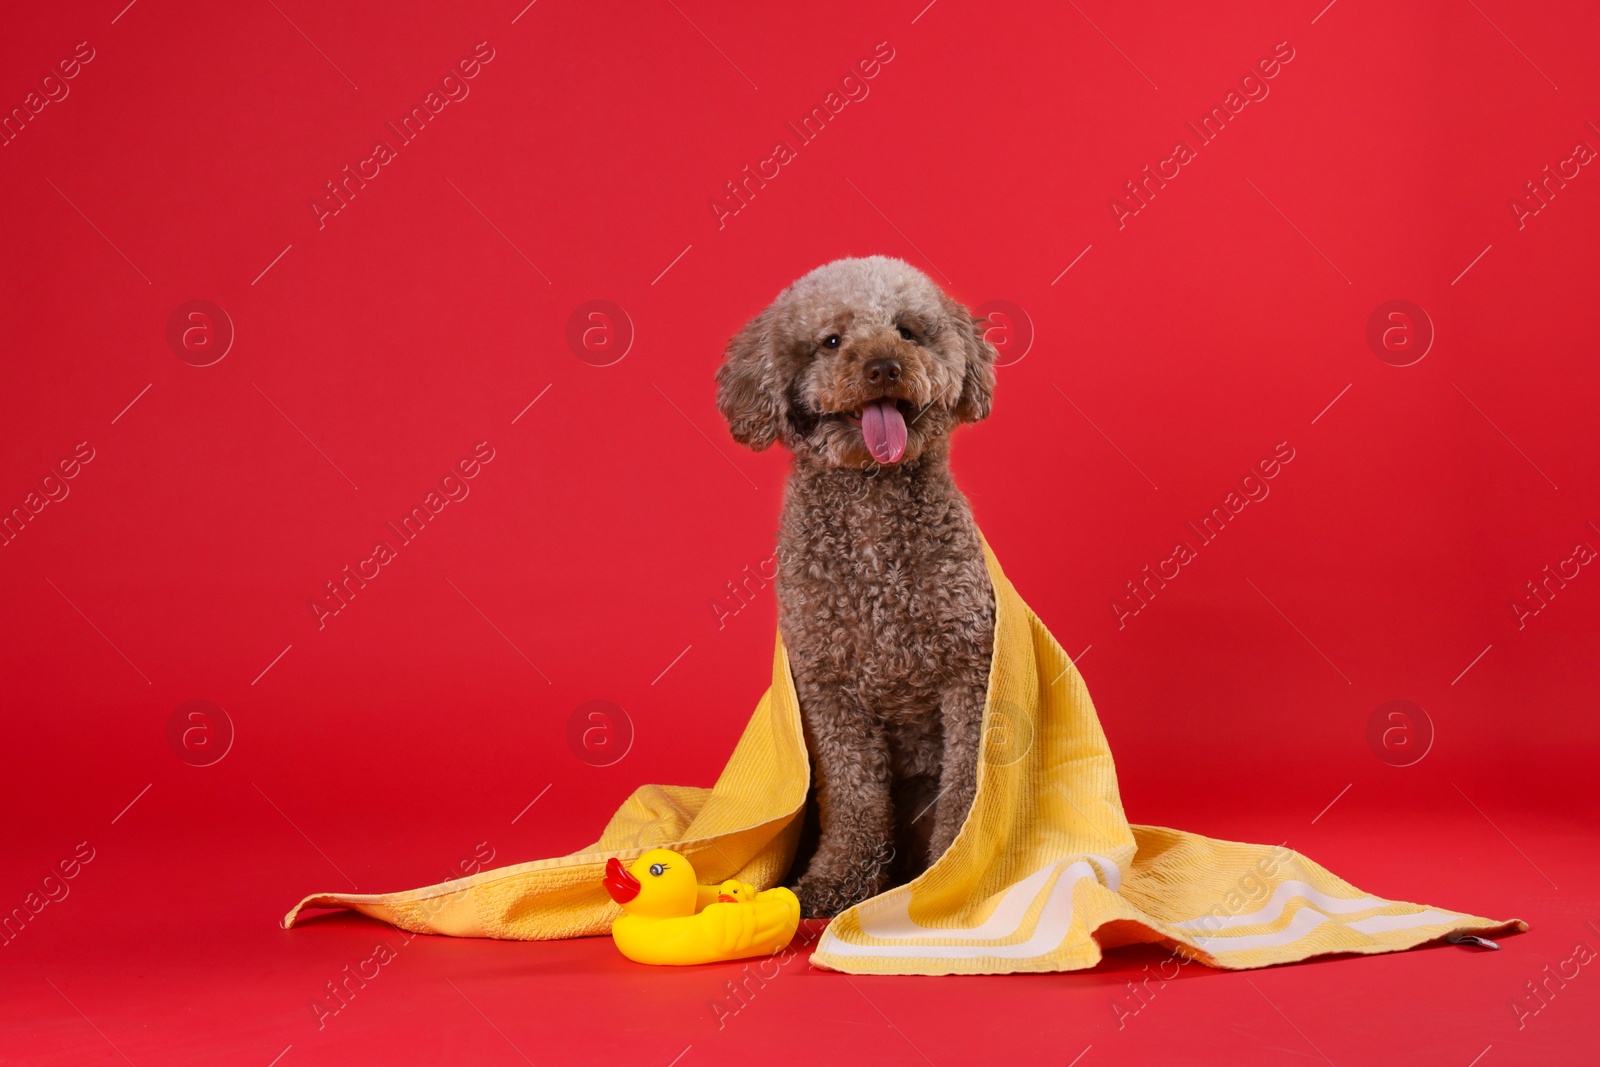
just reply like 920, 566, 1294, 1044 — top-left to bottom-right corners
794, 874, 861, 919
794, 861, 888, 919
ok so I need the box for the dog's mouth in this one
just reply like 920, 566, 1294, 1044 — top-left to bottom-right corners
844, 398, 911, 464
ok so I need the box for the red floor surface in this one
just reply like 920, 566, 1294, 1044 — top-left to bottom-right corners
3, 788, 1596, 1065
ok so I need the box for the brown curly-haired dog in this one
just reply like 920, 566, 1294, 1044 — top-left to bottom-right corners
716, 255, 998, 918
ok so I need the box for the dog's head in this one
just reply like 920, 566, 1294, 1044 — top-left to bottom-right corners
716, 256, 996, 468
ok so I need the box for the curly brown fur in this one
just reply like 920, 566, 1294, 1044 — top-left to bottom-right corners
716, 256, 998, 918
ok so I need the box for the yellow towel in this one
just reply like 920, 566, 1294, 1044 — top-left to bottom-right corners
284, 541, 1524, 973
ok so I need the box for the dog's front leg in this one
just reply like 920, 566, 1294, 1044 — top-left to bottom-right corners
795, 696, 893, 918
928, 680, 985, 862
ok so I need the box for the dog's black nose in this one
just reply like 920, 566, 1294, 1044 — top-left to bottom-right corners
864, 358, 902, 385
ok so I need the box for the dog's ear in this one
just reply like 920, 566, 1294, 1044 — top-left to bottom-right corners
945, 297, 997, 423
716, 303, 786, 451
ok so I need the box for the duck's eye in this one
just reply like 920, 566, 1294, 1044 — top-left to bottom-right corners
648, 863, 665, 877
822, 335, 841, 350
896, 325, 918, 343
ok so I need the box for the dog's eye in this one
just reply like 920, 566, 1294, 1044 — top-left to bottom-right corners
822, 335, 841, 350
896, 325, 918, 344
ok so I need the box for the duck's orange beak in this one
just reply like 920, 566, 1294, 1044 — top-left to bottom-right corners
603, 857, 640, 904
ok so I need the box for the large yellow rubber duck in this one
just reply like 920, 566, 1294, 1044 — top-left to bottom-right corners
601, 848, 800, 966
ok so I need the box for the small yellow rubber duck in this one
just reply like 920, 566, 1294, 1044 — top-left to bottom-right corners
601, 848, 800, 966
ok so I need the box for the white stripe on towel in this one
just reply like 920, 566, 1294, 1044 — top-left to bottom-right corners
1170, 880, 1386, 931
1189, 905, 1464, 953
820, 859, 1103, 959
856, 854, 1121, 941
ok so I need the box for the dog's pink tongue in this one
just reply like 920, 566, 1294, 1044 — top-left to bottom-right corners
860, 399, 907, 464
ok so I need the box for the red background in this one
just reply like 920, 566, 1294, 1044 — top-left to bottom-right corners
3, 0, 1597, 1063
